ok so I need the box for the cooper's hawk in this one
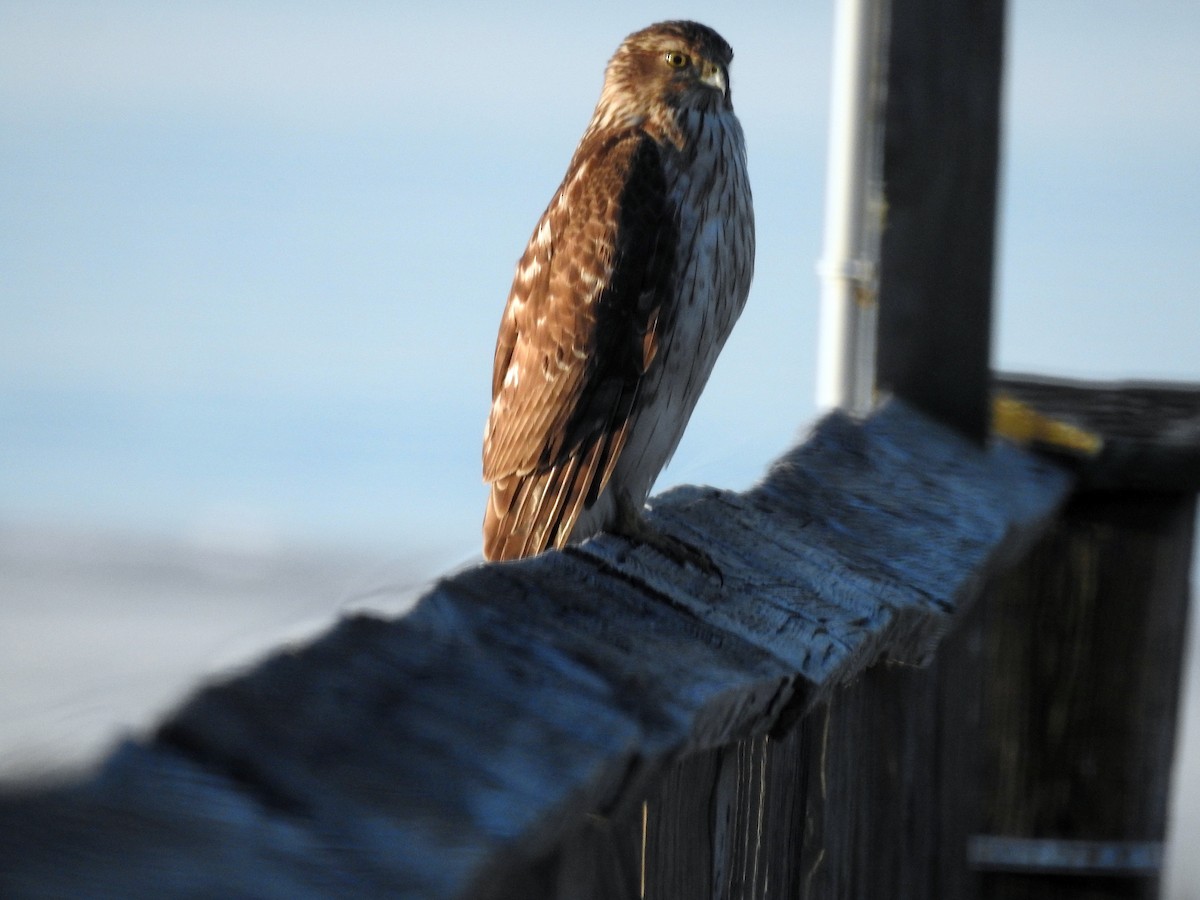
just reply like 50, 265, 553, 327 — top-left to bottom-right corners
482, 20, 755, 562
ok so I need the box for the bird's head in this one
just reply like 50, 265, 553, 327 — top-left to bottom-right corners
594, 21, 736, 139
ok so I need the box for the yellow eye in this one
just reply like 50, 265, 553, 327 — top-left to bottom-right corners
664, 50, 690, 69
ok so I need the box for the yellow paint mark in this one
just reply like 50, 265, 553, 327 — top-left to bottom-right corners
993, 393, 1103, 457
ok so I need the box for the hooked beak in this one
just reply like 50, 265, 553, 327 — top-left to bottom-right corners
699, 61, 728, 98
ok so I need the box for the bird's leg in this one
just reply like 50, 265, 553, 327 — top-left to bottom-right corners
611, 492, 721, 579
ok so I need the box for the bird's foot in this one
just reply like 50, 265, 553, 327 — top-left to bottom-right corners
612, 500, 722, 581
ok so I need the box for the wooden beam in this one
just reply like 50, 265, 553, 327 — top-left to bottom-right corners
996, 373, 1200, 491
875, 0, 1007, 441
0, 402, 1070, 899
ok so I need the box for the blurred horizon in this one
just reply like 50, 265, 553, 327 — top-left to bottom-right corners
3, 1, 1198, 556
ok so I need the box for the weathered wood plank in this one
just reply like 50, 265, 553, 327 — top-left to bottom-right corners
602, 491, 1196, 900
875, 0, 1007, 441
996, 374, 1200, 491
974, 491, 1196, 899
0, 401, 1071, 899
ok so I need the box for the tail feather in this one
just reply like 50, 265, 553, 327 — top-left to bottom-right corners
482, 424, 629, 562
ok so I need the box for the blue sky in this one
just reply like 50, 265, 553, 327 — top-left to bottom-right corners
2, 1, 1198, 558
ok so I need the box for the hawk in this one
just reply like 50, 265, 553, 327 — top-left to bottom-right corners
482, 20, 755, 563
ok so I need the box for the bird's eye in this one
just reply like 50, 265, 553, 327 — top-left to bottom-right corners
664, 50, 690, 69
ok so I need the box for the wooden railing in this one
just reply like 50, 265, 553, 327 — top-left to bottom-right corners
0, 400, 1070, 898
1, 382, 1195, 898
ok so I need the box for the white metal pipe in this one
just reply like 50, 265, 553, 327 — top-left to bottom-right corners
816, 0, 890, 414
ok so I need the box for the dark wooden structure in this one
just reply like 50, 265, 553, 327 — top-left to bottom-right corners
0, 401, 1070, 898
0, 387, 1195, 898
875, 0, 1006, 442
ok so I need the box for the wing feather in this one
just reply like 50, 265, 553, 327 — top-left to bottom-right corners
482, 130, 673, 560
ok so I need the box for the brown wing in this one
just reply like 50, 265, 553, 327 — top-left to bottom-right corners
482, 130, 674, 560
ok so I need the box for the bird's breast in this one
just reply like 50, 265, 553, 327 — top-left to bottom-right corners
612, 109, 755, 496
658, 108, 754, 383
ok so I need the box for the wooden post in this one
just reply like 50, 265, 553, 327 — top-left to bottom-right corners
874, 0, 1006, 442
971, 491, 1195, 899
